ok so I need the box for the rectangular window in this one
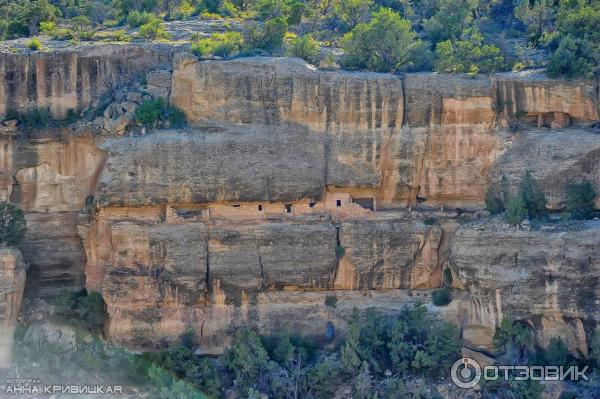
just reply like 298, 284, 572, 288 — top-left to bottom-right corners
336, 200, 342, 207
258, 204, 263, 211
284, 204, 292, 213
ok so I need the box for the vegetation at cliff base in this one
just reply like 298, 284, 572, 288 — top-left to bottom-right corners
52, 289, 107, 332
0, 201, 27, 247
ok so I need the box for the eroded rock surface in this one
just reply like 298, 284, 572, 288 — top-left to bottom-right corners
0, 48, 598, 355
452, 221, 600, 355
0, 247, 26, 368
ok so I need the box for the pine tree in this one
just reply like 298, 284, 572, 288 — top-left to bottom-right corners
505, 193, 527, 226
520, 171, 546, 219
565, 181, 596, 220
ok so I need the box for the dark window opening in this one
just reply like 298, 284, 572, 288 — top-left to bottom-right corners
309, 202, 316, 208
284, 204, 292, 213
336, 200, 342, 207
258, 204, 263, 211
232, 204, 241, 208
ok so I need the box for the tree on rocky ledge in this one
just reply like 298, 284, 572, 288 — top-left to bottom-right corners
0, 201, 26, 247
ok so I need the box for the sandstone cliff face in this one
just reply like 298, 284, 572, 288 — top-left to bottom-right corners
0, 247, 26, 368
452, 221, 600, 356
81, 208, 443, 349
0, 130, 105, 296
492, 70, 599, 127
491, 128, 600, 209
0, 44, 174, 119
0, 48, 599, 355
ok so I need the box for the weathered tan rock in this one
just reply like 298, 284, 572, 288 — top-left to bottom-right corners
451, 221, 600, 355
0, 44, 174, 119
0, 247, 26, 368
491, 128, 600, 209
146, 69, 172, 99
171, 56, 404, 134
492, 70, 599, 126
335, 218, 439, 290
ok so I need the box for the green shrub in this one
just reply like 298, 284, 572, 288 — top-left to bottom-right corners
504, 193, 527, 226
544, 337, 569, 366
306, 357, 341, 397
325, 295, 338, 308
134, 98, 186, 128
287, 34, 320, 64
423, 0, 477, 42
52, 289, 107, 332
139, 17, 171, 40
27, 37, 42, 50
565, 181, 596, 220
191, 31, 244, 58
423, 216, 436, 225
494, 318, 532, 357
520, 170, 547, 219
224, 327, 269, 390
127, 10, 154, 28
254, 0, 290, 20
485, 175, 509, 215
341, 8, 431, 72
336, 244, 345, 258
219, 0, 237, 16
287, 2, 305, 25
442, 268, 453, 286
9, 108, 52, 129
39, 21, 55, 33
546, 36, 595, 79
431, 287, 451, 306
112, 29, 131, 42
0, 202, 27, 246
258, 17, 288, 50
340, 304, 460, 377
435, 28, 506, 74
48, 27, 74, 40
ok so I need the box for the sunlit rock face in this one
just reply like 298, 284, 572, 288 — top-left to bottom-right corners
0, 247, 26, 368
0, 44, 174, 119
0, 45, 599, 354
492, 70, 599, 127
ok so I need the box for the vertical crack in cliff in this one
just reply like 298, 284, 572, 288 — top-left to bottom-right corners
204, 233, 211, 302
412, 132, 430, 206
323, 136, 330, 187
331, 224, 341, 287
400, 75, 407, 128
257, 240, 265, 292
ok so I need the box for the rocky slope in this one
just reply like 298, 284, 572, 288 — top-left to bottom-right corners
0, 44, 599, 360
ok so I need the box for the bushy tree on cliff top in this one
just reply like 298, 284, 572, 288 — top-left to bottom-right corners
341, 7, 432, 72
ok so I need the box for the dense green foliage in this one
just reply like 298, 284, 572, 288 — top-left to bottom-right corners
565, 181, 597, 220
287, 34, 320, 64
1, 0, 597, 77
191, 31, 244, 57
504, 192, 527, 225
52, 289, 107, 332
488, 171, 547, 226
134, 98, 186, 127
0, 202, 27, 246
431, 287, 451, 306
341, 8, 429, 72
